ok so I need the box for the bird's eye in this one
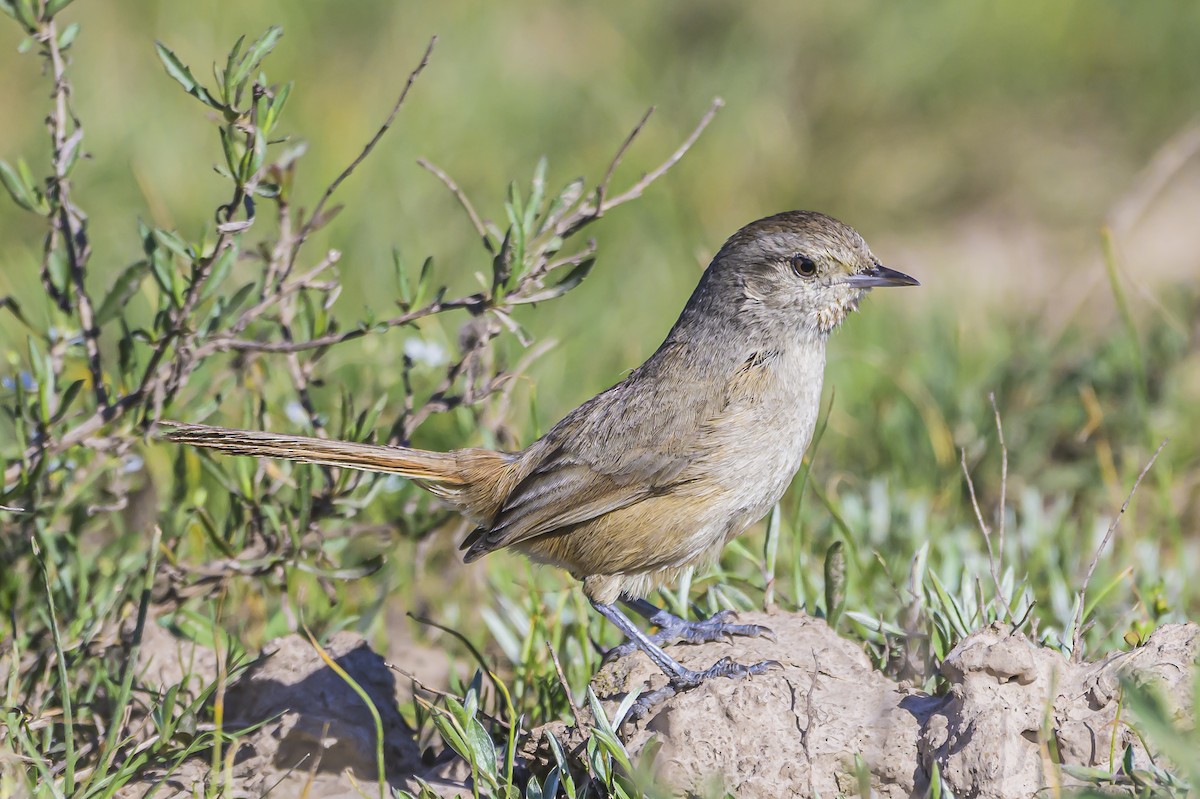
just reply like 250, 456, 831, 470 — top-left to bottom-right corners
790, 254, 817, 279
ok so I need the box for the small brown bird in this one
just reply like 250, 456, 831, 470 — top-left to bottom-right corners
163, 211, 918, 696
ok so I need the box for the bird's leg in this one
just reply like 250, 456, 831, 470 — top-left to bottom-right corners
591, 600, 778, 697
604, 597, 773, 660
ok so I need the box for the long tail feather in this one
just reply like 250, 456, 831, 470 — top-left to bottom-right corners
159, 422, 465, 484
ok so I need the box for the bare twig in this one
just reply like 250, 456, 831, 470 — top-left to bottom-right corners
595, 106, 655, 212
228, 251, 343, 340
201, 293, 485, 355
547, 642, 583, 725
288, 36, 437, 274
385, 663, 458, 703
398, 323, 502, 441
1071, 439, 1168, 662
960, 447, 1007, 618
417, 158, 494, 254
592, 97, 723, 216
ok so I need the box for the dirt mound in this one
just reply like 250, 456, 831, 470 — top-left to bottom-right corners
122, 629, 467, 798
550, 613, 1198, 798
122, 612, 1197, 798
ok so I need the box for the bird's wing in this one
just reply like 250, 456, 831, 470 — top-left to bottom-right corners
460, 444, 693, 562
461, 347, 719, 561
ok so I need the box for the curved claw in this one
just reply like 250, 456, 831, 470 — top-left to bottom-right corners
622, 658, 783, 722
671, 657, 782, 690
707, 609, 741, 624
605, 609, 775, 662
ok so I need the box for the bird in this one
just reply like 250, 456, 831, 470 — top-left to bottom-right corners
162, 210, 918, 699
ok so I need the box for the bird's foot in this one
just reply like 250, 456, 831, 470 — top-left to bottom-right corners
670, 655, 781, 690
624, 657, 782, 720
606, 608, 773, 661
590, 601, 780, 724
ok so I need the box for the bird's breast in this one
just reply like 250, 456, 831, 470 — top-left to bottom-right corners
695, 339, 827, 541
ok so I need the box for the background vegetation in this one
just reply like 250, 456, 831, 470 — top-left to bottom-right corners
1, 1, 1197, 796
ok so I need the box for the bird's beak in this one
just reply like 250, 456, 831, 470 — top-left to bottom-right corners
843, 263, 920, 288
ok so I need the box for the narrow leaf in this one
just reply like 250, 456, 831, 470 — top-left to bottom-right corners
96, 260, 150, 325
509, 256, 595, 305
45, 0, 78, 15
155, 41, 221, 109
263, 80, 292, 134
0, 159, 38, 213
57, 21, 80, 50
230, 26, 283, 90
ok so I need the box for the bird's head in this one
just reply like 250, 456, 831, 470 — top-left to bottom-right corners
708, 210, 918, 336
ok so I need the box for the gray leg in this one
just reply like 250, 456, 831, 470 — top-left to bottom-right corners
606, 597, 773, 660
591, 600, 778, 693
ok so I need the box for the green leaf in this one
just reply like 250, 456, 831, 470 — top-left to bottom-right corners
45, 248, 69, 296
508, 256, 595, 305
464, 716, 499, 787
0, 295, 32, 329
503, 185, 527, 279
411, 255, 435, 309
148, 246, 178, 307
542, 177, 585, 232
117, 321, 137, 381
1060, 764, 1116, 782
527, 156, 547, 233
96, 260, 150, 325
221, 34, 246, 105
45, 0, 78, 16
219, 126, 240, 176
824, 540, 846, 629
57, 21, 80, 50
199, 242, 238, 302
229, 26, 283, 91
11, 0, 35, 31
239, 128, 266, 182
430, 708, 470, 763
203, 281, 255, 335
154, 41, 221, 109
0, 159, 45, 214
262, 80, 292, 134
393, 248, 412, 308
491, 227, 514, 296
153, 228, 193, 261
49, 379, 84, 423
27, 337, 54, 425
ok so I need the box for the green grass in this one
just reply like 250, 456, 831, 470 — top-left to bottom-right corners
1, 3, 1198, 797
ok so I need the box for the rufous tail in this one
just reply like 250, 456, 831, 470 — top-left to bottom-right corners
159, 422, 466, 485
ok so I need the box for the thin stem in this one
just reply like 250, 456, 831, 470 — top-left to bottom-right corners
989, 393, 1008, 588
1072, 439, 1167, 661
43, 17, 106, 412
417, 158, 494, 254
287, 36, 437, 275
960, 447, 1007, 618
595, 97, 723, 215
594, 105, 655, 213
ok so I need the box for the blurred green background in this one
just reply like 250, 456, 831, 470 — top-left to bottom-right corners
3, 2, 1197, 399
3, 1, 1199, 670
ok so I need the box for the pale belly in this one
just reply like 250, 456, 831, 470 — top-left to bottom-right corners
653, 349, 825, 570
